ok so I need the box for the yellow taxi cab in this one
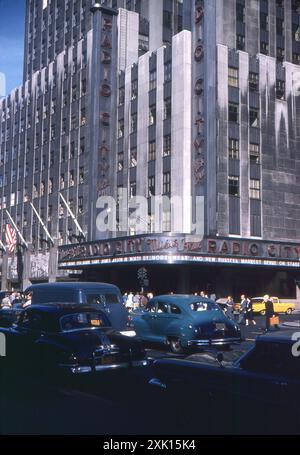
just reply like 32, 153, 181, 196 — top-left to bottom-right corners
251, 297, 295, 316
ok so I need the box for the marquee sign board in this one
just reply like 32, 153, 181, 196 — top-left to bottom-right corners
58, 235, 300, 269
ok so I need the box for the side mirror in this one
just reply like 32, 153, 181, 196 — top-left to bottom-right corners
216, 352, 224, 366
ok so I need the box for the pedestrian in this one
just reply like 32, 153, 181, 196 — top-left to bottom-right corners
245, 298, 256, 326
1, 294, 12, 309
22, 291, 32, 309
209, 292, 217, 301
225, 296, 235, 320
239, 294, 249, 325
147, 292, 154, 300
140, 293, 148, 309
133, 292, 141, 310
125, 291, 134, 312
263, 294, 278, 332
122, 292, 128, 306
200, 291, 208, 298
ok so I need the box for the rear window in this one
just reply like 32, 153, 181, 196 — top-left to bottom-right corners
60, 312, 111, 332
32, 289, 75, 304
189, 301, 218, 312
85, 293, 121, 305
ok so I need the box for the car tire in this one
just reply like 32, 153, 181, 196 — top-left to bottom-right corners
260, 310, 266, 316
169, 338, 184, 354
286, 308, 293, 315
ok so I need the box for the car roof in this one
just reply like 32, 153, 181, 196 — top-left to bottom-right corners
151, 295, 216, 305
25, 303, 107, 317
257, 330, 298, 345
25, 282, 119, 291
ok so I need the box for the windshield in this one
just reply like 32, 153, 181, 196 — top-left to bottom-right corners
189, 301, 219, 312
60, 312, 111, 332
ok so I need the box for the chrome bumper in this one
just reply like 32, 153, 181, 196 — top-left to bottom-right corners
60, 359, 149, 375
187, 337, 241, 347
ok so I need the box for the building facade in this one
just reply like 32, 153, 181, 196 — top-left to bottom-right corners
1, 0, 300, 299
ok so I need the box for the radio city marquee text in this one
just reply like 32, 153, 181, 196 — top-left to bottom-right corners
58, 237, 300, 263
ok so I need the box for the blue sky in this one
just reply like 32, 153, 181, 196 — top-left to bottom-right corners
0, 0, 25, 95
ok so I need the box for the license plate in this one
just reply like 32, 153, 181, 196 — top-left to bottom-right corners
91, 319, 101, 326
215, 323, 226, 330
101, 355, 115, 365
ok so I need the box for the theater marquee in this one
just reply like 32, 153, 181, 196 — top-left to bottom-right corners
58, 235, 300, 269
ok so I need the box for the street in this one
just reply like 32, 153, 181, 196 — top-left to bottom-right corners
0, 313, 299, 435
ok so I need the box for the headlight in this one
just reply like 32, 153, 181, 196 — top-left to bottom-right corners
188, 324, 193, 330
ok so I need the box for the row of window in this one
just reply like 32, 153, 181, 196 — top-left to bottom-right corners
229, 176, 261, 200
228, 66, 286, 100
229, 139, 260, 164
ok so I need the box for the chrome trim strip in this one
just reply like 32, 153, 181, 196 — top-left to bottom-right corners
149, 378, 167, 390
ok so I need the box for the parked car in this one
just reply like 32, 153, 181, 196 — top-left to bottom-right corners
149, 331, 300, 434
0, 304, 148, 377
251, 296, 295, 315
24, 282, 129, 330
130, 295, 241, 353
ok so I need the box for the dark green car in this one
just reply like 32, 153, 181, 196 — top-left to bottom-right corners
131, 295, 241, 353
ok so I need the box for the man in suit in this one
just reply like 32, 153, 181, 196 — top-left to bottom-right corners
263, 294, 275, 332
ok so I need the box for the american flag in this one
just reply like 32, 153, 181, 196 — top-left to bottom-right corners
5, 224, 17, 254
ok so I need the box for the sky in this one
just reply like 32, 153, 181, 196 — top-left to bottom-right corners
0, 0, 25, 96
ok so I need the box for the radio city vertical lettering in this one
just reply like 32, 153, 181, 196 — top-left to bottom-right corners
5, 224, 17, 254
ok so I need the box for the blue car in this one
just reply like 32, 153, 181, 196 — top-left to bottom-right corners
131, 295, 241, 353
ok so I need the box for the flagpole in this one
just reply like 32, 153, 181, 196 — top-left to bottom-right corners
30, 202, 54, 245
59, 192, 86, 239
5, 210, 28, 249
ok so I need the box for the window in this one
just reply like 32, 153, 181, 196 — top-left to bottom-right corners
293, 52, 300, 65
164, 97, 171, 120
236, 34, 245, 50
118, 119, 124, 138
277, 17, 284, 36
249, 143, 260, 164
130, 148, 137, 168
228, 67, 238, 87
131, 113, 137, 133
131, 79, 138, 100
260, 41, 269, 55
276, 80, 285, 100
48, 178, 53, 194
118, 86, 125, 105
149, 104, 156, 125
148, 140, 156, 161
249, 72, 259, 91
164, 62, 172, 83
117, 152, 124, 172
149, 70, 157, 91
81, 78, 87, 97
163, 135, 171, 156
277, 47, 285, 62
69, 170, 75, 187
148, 176, 155, 197
260, 12, 268, 31
229, 139, 239, 160
60, 174, 65, 190
80, 138, 85, 155
130, 181, 136, 198
59, 203, 64, 218
163, 171, 171, 194
163, 10, 172, 28
250, 179, 261, 199
228, 176, 239, 196
79, 167, 84, 184
229, 103, 239, 123
80, 108, 86, 126
250, 108, 259, 128
78, 196, 83, 214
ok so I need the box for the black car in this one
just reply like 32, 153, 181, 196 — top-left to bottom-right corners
24, 282, 128, 330
149, 331, 300, 434
0, 304, 148, 377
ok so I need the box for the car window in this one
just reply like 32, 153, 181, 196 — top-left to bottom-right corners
60, 312, 111, 332
189, 301, 217, 312
157, 302, 168, 314
18, 311, 44, 331
241, 342, 300, 379
170, 304, 181, 314
86, 293, 121, 305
